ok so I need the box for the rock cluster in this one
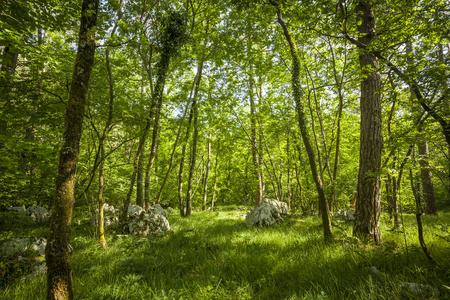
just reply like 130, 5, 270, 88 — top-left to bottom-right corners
246, 198, 289, 227
124, 204, 170, 237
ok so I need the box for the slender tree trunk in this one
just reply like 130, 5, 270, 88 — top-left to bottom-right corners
329, 40, 346, 212
121, 10, 184, 221
386, 84, 400, 226
156, 96, 193, 204
202, 131, 211, 210
97, 3, 122, 249
211, 138, 220, 210
418, 136, 437, 215
178, 65, 203, 217
249, 73, 263, 206
143, 93, 163, 209
409, 161, 436, 264
185, 61, 204, 217
406, 43, 437, 215
136, 154, 145, 207
45, 0, 99, 298
352, 1, 382, 242
274, 6, 332, 242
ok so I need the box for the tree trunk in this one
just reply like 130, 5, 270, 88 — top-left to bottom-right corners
45, 0, 99, 298
202, 131, 211, 210
249, 73, 263, 206
211, 138, 220, 210
143, 93, 163, 208
275, 7, 332, 242
121, 39, 178, 221
352, 0, 382, 242
136, 153, 145, 207
418, 133, 437, 215
185, 61, 203, 217
406, 43, 437, 215
97, 3, 122, 249
156, 96, 193, 204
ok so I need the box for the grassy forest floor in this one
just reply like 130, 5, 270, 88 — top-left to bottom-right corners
1, 207, 450, 299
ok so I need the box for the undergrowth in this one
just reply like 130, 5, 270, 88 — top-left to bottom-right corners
1, 208, 449, 299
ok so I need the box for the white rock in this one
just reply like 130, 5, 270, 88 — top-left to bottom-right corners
262, 198, 289, 215
246, 198, 289, 227
6, 206, 26, 214
167, 207, 174, 213
1, 237, 47, 257
26, 206, 50, 223
127, 205, 145, 216
335, 209, 355, 221
127, 211, 170, 237
148, 204, 167, 218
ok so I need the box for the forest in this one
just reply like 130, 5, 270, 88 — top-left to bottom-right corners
1, 0, 449, 299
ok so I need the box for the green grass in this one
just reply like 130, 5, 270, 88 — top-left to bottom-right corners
1, 209, 450, 299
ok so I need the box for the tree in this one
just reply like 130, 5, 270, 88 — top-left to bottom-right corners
120, 9, 187, 221
349, 1, 383, 242
45, 0, 100, 298
271, 2, 332, 242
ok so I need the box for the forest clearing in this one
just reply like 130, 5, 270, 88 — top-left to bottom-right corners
1, 0, 449, 299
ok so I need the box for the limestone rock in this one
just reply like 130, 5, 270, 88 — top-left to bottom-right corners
127, 205, 145, 216
127, 211, 170, 237
1, 237, 47, 257
167, 207, 174, 213
246, 198, 289, 227
262, 198, 289, 215
148, 204, 167, 218
6, 206, 26, 214
90, 203, 118, 227
334, 209, 355, 221
26, 206, 50, 223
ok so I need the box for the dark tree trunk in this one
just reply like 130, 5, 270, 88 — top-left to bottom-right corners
45, 0, 99, 298
274, 7, 332, 242
352, 0, 382, 242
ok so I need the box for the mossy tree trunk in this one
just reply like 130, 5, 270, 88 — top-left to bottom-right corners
45, 0, 99, 298
274, 5, 332, 242
121, 11, 186, 221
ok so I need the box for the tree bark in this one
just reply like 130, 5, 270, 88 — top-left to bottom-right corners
185, 61, 203, 217
249, 73, 263, 206
45, 0, 99, 298
202, 131, 211, 210
211, 138, 220, 210
352, 0, 382, 242
274, 6, 332, 242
